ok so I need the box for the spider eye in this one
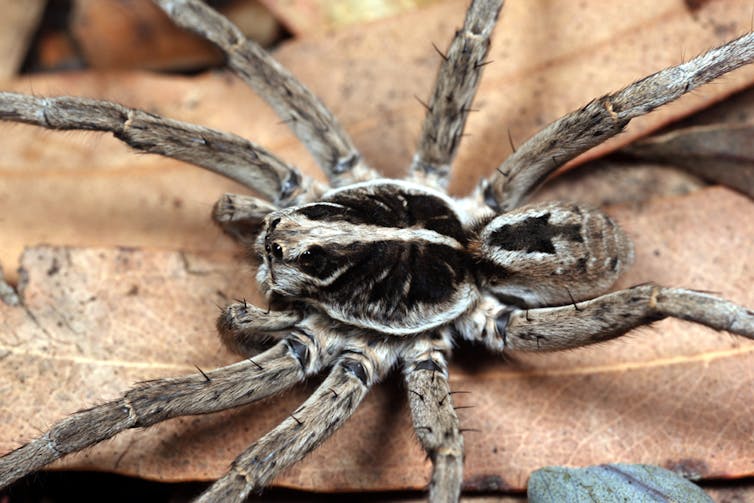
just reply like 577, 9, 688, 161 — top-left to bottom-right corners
298, 245, 331, 276
271, 243, 284, 259
300, 245, 324, 263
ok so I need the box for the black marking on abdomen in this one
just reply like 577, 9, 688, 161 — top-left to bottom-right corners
488, 212, 582, 254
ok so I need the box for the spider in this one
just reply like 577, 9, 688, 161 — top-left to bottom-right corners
1, 0, 754, 501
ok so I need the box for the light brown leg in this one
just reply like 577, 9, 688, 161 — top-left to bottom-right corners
481, 32, 754, 211
409, 0, 504, 190
403, 336, 463, 503
0, 92, 316, 205
154, 0, 379, 187
485, 285, 754, 353
0, 332, 336, 489
198, 344, 393, 502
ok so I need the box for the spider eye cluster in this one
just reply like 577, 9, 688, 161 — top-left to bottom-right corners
263, 217, 284, 259
263, 240, 284, 259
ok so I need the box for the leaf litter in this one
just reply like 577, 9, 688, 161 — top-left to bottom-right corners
1, 0, 754, 495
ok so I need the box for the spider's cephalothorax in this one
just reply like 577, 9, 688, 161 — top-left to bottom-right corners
258, 180, 476, 334
1, 0, 754, 502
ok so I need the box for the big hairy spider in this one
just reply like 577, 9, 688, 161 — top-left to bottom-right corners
1, 0, 754, 501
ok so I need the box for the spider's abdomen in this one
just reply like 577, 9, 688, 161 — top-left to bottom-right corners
473, 202, 633, 307
257, 181, 478, 335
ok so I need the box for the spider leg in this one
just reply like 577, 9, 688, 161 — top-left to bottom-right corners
479, 31, 754, 212
0, 92, 320, 206
216, 300, 303, 355
408, 0, 503, 190
403, 335, 463, 503
154, 0, 379, 187
480, 284, 754, 353
212, 193, 280, 245
0, 329, 337, 490
197, 340, 395, 502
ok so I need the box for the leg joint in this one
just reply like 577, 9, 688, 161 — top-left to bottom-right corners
286, 337, 311, 371
493, 307, 515, 349
342, 359, 369, 385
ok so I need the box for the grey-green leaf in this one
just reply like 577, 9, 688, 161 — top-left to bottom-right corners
622, 123, 754, 199
528, 464, 713, 503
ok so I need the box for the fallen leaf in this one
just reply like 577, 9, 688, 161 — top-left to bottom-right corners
3, 0, 754, 284
1, 187, 752, 493
640, 78, 754, 129
623, 123, 754, 198
533, 160, 706, 208
1, 0, 754, 495
257, 0, 441, 36
0, 0, 46, 77
70, 0, 280, 71
706, 483, 754, 503
528, 464, 712, 503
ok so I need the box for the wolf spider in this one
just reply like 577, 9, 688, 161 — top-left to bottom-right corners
1, 0, 754, 501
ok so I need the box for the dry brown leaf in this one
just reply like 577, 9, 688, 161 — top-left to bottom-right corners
257, 0, 441, 36
1, 0, 754, 494
533, 160, 707, 208
69, 0, 280, 71
618, 82, 754, 213
642, 80, 754, 129
706, 484, 754, 503
0, 187, 752, 492
3, 0, 754, 284
70, 0, 222, 70
0, 0, 46, 78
